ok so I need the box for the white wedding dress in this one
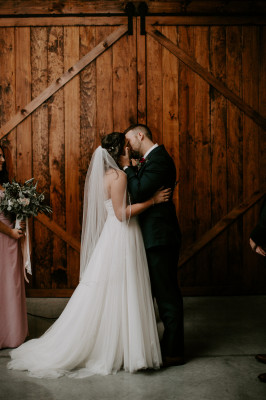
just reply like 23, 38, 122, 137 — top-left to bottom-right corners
8, 199, 162, 378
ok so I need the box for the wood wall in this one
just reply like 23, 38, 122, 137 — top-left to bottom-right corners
0, 2, 265, 296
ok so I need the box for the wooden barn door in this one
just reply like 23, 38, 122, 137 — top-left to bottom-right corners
0, 15, 265, 296
0, 18, 137, 296
143, 17, 266, 295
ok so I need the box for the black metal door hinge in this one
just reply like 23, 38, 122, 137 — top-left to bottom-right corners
138, 2, 148, 35
125, 2, 135, 35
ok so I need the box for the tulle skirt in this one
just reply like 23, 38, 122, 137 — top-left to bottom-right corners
8, 210, 161, 378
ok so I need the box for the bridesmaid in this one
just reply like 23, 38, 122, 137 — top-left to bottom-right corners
0, 144, 28, 349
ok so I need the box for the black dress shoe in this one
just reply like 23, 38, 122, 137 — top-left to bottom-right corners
255, 354, 266, 364
258, 373, 266, 383
162, 356, 185, 367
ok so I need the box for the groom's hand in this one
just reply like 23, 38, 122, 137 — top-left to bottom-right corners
119, 147, 131, 168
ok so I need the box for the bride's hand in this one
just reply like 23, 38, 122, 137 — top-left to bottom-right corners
152, 187, 172, 204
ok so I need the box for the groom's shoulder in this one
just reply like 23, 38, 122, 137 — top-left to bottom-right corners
151, 145, 173, 162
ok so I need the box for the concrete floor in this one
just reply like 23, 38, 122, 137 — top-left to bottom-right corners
1, 296, 266, 400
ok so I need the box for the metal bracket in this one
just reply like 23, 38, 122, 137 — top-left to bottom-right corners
180, 0, 192, 14
138, 2, 148, 35
125, 2, 135, 35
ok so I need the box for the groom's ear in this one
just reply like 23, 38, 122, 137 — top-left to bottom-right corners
137, 131, 144, 141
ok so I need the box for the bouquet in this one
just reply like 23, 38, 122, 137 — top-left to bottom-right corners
0, 178, 52, 228
0, 178, 52, 279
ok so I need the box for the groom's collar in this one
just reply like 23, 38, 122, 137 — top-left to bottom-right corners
143, 143, 158, 159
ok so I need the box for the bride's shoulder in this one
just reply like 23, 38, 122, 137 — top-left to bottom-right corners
106, 168, 126, 180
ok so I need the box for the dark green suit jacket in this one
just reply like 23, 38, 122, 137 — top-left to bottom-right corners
125, 145, 182, 249
250, 197, 266, 248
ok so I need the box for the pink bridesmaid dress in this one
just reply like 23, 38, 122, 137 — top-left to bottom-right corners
0, 206, 28, 349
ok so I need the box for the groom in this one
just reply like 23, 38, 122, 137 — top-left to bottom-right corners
120, 124, 184, 366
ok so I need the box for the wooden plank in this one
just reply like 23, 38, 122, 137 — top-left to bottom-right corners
80, 26, 97, 231
148, 16, 266, 26
96, 26, 114, 138
259, 26, 266, 190
146, 27, 266, 131
146, 27, 163, 143
0, 16, 127, 27
210, 26, 228, 285
193, 26, 211, 286
31, 27, 52, 290
242, 27, 260, 288
113, 18, 137, 131
26, 288, 73, 298
27, 284, 266, 298
0, 28, 16, 177
226, 25, 243, 285
0, 0, 265, 16
179, 191, 265, 267
0, 25, 128, 140
15, 27, 32, 182
15, 26, 32, 285
161, 26, 179, 210
128, 18, 137, 127
47, 26, 67, 289
64, 26, 80, 288
36, 214, 80, 253
177, 26, 196, 288
137, 16, 146, 125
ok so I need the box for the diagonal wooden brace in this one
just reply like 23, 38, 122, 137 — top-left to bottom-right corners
0, 25, 128, 141
147, 26, 266, 131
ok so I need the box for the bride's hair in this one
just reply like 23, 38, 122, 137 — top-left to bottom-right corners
101, 132, 125, 164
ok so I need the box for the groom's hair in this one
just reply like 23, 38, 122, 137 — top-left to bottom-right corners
124, 124, 153, 141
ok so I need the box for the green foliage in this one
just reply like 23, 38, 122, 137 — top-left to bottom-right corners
0, 178, 52, 220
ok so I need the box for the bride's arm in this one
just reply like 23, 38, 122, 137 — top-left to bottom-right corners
111, 172, 171, 221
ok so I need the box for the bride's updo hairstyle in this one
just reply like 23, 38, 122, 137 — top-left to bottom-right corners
101, 132, 125, 164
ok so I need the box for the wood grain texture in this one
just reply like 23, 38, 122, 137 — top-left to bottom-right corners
161, 26, 179, 210
64, 26, 80, 288
259, 26, 266, 191
177, 26, 196, 287
242, 26, 261, 288
193, 26, 212, 285
113, 19, 137, 132
47, 26, 67, 289
96, 26, 114, 138
14, 27, 33, 287
226, 25, 243, 285
0, 25, 128, 140
146, 28, 163, 143
0, 16, 127, 27
80, 26, 97, 229
146, 27, 266, 130
15, 27, 32, 183
0, 28, 16, 177
36, 214, 80, 252
210, 26, 227, 285
31, 27, 52, 289
137, 17, 146, 124
148, 16, 266, 26
179, 191, 265, 267
0, 1, 265, 16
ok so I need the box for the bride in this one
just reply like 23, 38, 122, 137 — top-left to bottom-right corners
7, 132, 171, 379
